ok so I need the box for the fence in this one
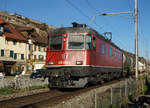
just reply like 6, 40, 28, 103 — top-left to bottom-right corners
54, 77, 146, 108
94, 77, 145, 108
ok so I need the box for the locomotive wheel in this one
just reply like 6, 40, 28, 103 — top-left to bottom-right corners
84, 83, 89, 88
105, 73, 111, 82
98, 79, 104, 85
110, 72, 114, 80
122, 72, 127, 77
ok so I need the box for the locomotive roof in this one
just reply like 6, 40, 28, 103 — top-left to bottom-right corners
49, 27, 121, 51
49, 27, 98, 34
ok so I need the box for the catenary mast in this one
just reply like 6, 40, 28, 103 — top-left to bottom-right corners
135, 0, 138, 79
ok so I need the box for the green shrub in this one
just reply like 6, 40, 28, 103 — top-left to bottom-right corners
0, 88, 16, 95
0, 84, 48, 95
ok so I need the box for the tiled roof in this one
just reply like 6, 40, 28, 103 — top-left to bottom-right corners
0, 19, 6, 24
13, 24, 47, 45
31, 31, 47, 45
0, 19, 27, 42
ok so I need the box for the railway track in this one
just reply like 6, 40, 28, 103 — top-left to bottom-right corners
0, 78, 127, 108
0, 90, 69, 108
0, 74, 146, 108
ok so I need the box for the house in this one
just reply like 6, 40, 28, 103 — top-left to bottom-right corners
13, 24, 47, 73
0, 18, 27, 76
0, 11, 56, 74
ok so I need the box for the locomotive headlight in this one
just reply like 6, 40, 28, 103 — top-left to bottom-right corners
48, 61, 54, 65
76, 61, 83, 65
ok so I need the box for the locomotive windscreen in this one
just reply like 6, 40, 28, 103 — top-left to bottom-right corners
49, 35, 62, 50
86, 35, 92, 50
68, 35, 84, 49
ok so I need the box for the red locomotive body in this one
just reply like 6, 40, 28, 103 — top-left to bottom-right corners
44, 23, 123, 88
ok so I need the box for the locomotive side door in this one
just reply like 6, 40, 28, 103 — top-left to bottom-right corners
91, 36, 97, 66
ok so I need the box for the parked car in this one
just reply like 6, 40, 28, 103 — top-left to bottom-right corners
30, 69, 42, 78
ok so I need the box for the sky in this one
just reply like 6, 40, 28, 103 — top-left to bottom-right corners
0, 0, 149, 58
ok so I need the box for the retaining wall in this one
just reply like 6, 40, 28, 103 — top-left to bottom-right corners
52, 77, 145, 108
0, 75, 48, 89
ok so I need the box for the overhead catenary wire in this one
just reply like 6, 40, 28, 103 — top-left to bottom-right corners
65, 0, 91, 20
65, 0, 139, 55
85, 0, 135, 53
84, 0, 99, 13
64, 0, 106, 33
102, 17, 134, 52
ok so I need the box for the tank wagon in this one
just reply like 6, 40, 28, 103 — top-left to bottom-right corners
41, 22, 145, 88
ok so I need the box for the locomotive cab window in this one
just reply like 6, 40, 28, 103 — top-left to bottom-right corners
86, 35, 92, 50
49, 35, 62, 50
101, 44, 105, 54
68, 35, 84, 49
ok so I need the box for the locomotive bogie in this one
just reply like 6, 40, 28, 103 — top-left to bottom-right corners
43, 66, 122, 88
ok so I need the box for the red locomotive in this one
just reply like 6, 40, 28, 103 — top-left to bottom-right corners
42, 22, 141, 88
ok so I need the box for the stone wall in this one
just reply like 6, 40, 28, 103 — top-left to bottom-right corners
0, 75, 48, 89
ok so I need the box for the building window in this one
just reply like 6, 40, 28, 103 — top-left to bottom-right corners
34, 45, 36, 51
13, 41, 17, 45
10, 50, 14, 57
28, 54, 31, 60
34, 55, 36, 60
38, 55, 44, 60
1, 49, 4, 56
101, 44, 105, 54
14, 53, 17, 59
29, 44, 33, 50
21, 54, 24, 60
44, 48, 46, 52
38, 46, 41, 51
109, 48, 112, 56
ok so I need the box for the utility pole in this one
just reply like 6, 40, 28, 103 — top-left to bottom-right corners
146, 40, 149, 72
135, 0, 138, 79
